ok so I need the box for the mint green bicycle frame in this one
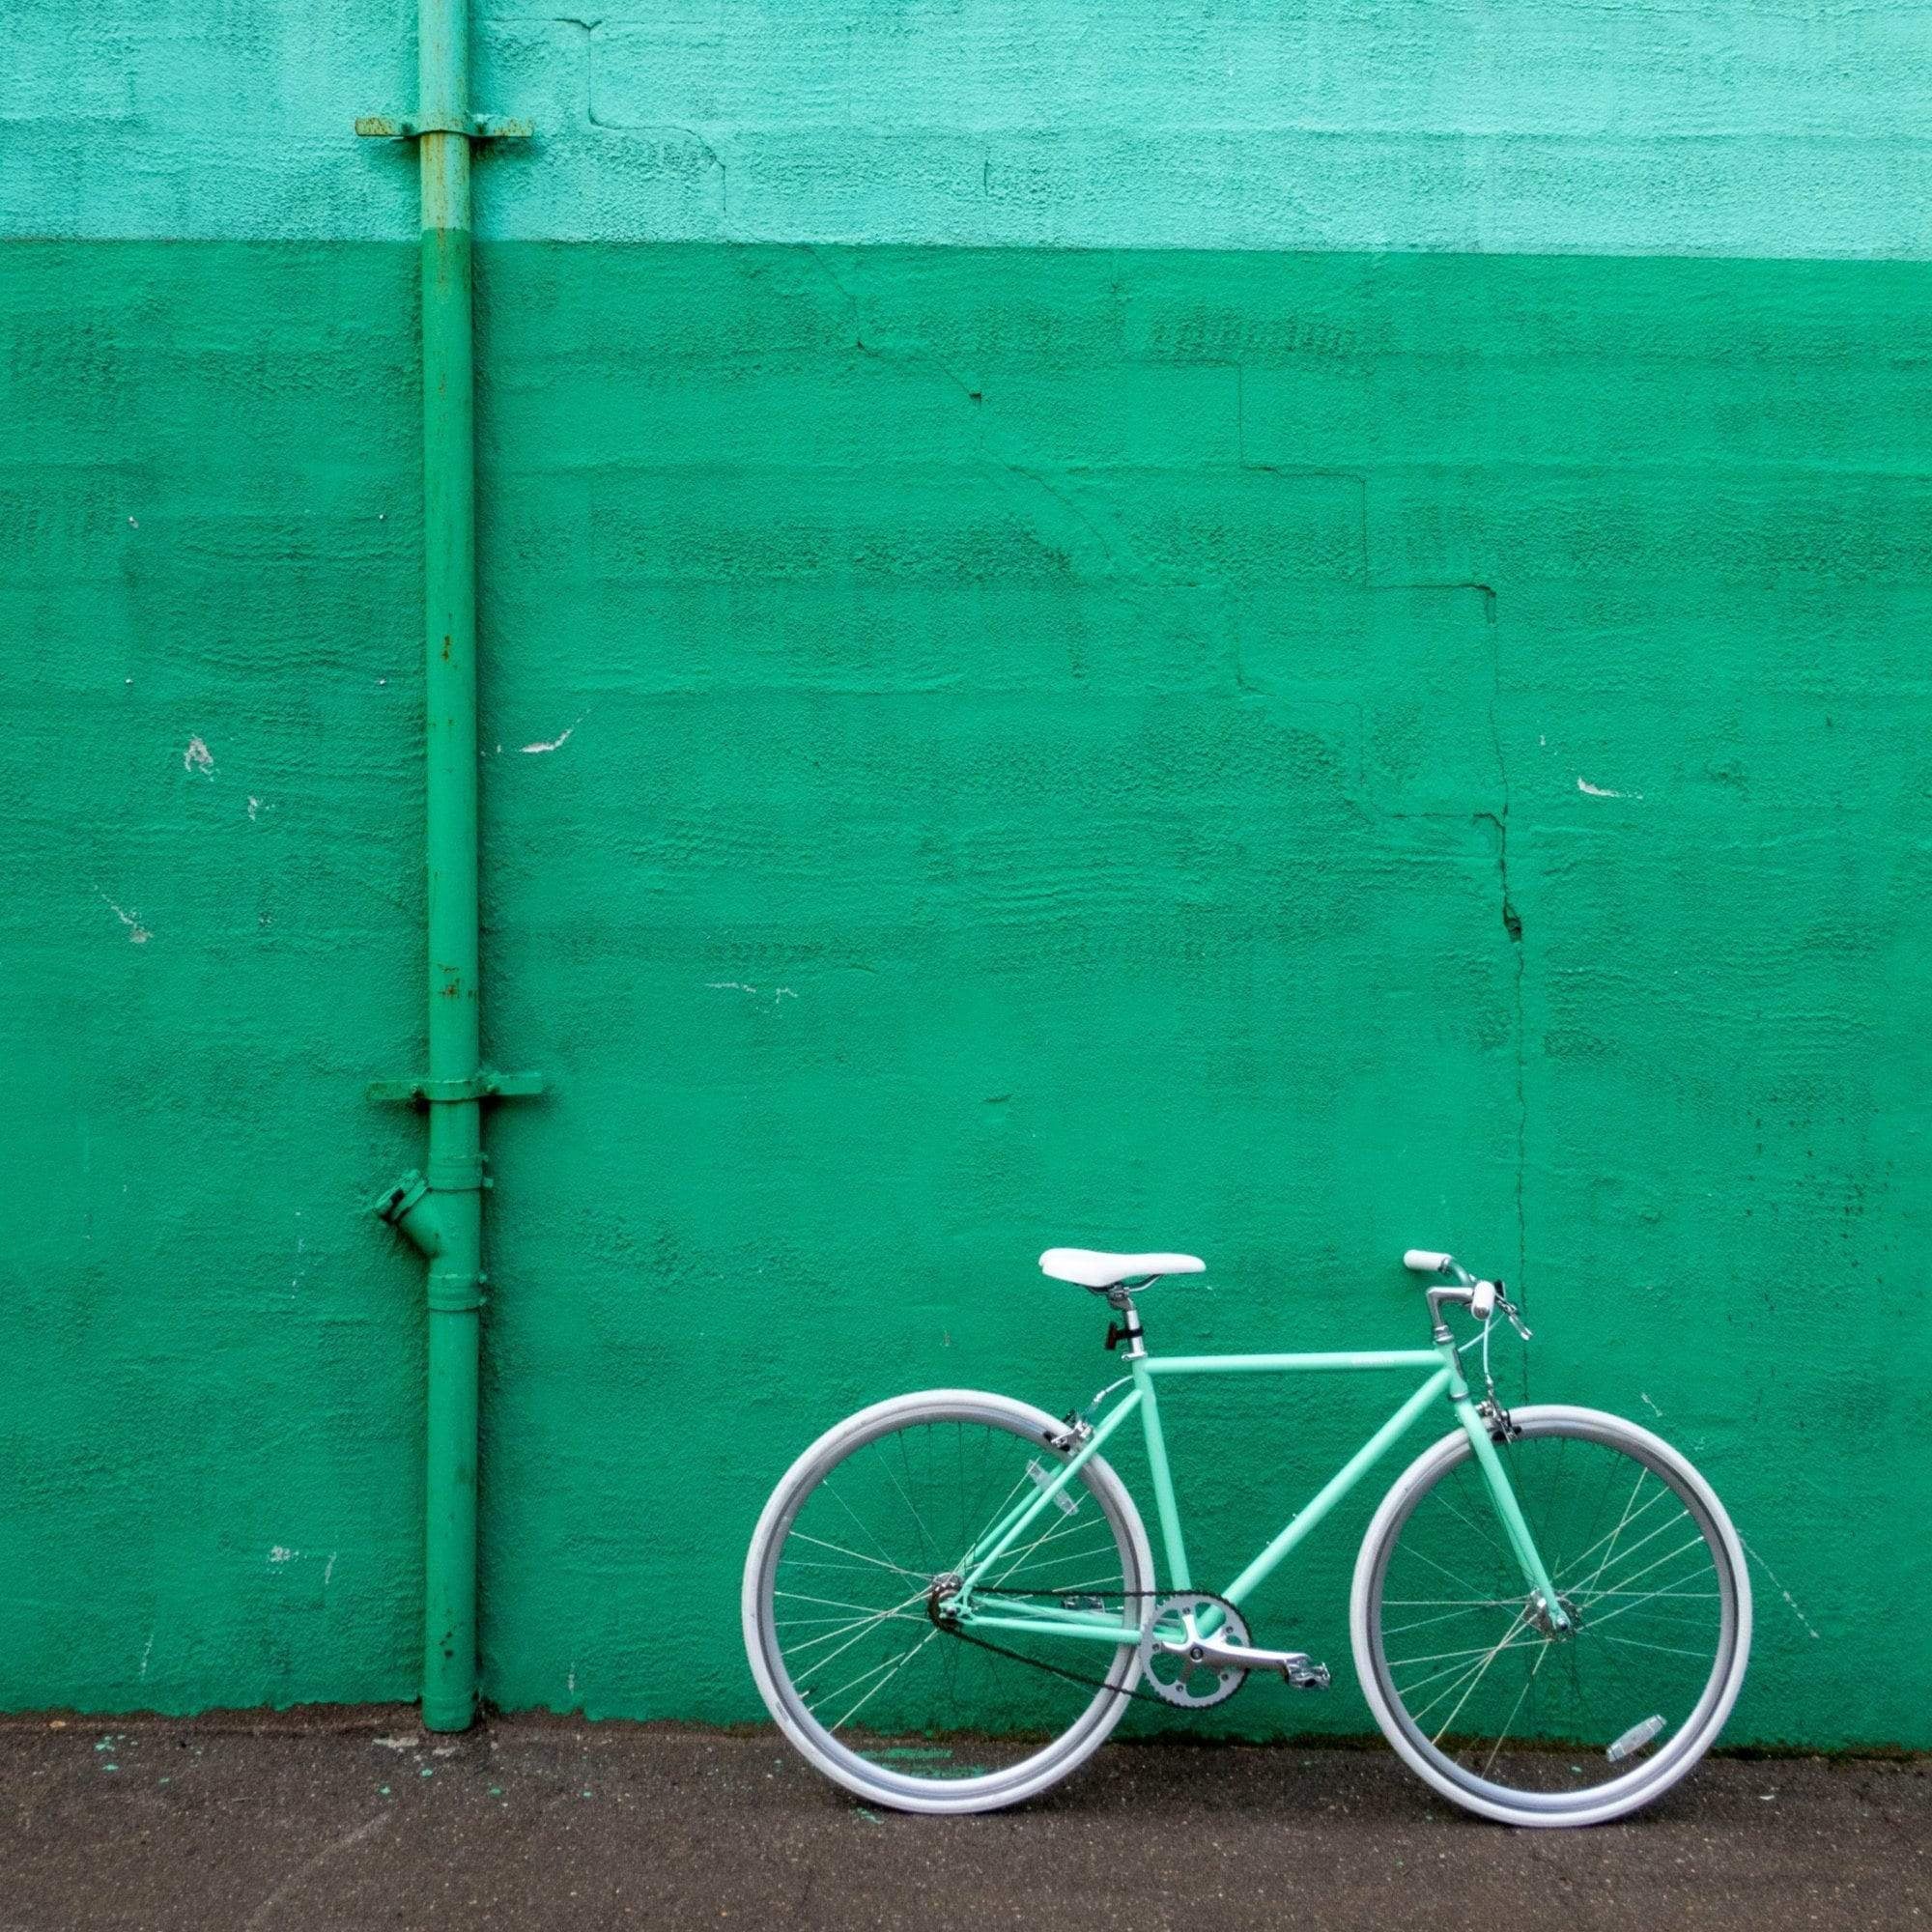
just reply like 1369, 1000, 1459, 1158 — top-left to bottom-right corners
950, 1334, 1568, 1645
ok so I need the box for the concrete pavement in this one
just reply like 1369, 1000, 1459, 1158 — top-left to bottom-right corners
2, 1711, 1924, 1930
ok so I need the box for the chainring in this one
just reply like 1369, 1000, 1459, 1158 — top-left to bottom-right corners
1138, 1591, 1251, 1709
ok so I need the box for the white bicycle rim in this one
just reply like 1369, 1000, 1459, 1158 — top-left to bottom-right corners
742, 1389, 1154, 1815
1350, 1405, 1751, 1828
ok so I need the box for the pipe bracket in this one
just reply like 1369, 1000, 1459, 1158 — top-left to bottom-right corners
355, 114, 533, 140
368, 1069, 544, 1104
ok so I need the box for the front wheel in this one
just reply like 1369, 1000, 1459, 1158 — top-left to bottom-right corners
1351, 1405, 1751, 1827
743, 1390, 1153, 1814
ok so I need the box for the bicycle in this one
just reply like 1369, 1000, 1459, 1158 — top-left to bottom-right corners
742, 1245, 1751, 1826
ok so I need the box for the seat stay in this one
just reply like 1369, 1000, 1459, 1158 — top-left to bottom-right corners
955, 1388, 1145, 1592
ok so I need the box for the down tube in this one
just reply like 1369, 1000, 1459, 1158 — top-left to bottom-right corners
1220, 1368, 1452, 1609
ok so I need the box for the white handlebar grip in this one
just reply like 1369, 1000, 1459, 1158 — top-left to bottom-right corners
1404, 1249, 1453, 1274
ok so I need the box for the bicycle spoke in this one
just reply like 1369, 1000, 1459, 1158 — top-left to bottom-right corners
833, 1628, 948, 1733
820, 1476, 914, 1577
1582, 1629, 1715, 1663
1383, 1602, 1520, 1638
783, 1530, 927, 1581
1421, 1614, 1534, 1734
1571, 1467, 1659, 1600
776, 1588, 920, 1618
1575, 1535, 1711, 1611
789, 1594, 932, 1672
1399, 1627, 1543, 1708
1397, 1542, 1512, 1603
1563, 1506, 1692, 1599
1480, 1638, 1554, 1777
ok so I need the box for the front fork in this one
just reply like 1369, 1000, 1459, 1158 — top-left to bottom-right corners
1443, 1348, 1571, 1634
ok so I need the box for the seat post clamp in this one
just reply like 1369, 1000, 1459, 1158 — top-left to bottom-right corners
1105, 1301, 1146, 1355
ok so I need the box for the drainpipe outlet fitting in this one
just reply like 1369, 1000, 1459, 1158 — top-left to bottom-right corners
374, 1169, 449, 1259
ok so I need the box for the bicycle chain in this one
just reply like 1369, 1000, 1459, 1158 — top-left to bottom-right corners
928, 1585, 1242, 1707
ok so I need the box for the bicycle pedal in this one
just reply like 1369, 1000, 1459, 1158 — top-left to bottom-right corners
1282, 1657, 1330, 1690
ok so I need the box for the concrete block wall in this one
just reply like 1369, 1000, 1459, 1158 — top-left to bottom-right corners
2, 3, 1926, 1743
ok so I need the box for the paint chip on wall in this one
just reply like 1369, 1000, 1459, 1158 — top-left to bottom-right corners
100, 895, 151, 945
521, 716, 582, 754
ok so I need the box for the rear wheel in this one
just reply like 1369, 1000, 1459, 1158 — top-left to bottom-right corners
743, 1390, 1152, 1814
1352, 1406, 1750, 1826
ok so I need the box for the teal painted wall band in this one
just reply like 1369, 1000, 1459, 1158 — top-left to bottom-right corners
4, 2, 1930, 256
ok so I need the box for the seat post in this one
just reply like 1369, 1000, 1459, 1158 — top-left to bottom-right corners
1106, 1283, 1150, 1357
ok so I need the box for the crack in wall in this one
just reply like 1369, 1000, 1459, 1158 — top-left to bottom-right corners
567, 16, 729, 208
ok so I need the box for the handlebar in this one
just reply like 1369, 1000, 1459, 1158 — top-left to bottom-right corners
1404, 1247, 1532, 1340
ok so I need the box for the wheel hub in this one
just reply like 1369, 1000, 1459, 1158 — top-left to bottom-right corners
1527, 1592, 1580, 1638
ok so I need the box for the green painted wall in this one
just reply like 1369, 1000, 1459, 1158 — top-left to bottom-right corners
4, 2, 1929, 1746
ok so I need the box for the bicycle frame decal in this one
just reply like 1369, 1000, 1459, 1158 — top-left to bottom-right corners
954, 1340, 1565, 1647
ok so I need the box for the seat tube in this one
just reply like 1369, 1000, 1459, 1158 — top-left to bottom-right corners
1133, 1356, 1191, 1590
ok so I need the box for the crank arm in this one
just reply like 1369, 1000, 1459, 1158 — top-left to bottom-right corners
1154, 1634, 1329, 1686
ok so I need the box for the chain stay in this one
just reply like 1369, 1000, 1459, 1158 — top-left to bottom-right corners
929, 1583, 1244, 1708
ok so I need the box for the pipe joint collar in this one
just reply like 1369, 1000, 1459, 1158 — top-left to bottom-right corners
426, 1152, 486, 1193
427, 1265, 485, 1315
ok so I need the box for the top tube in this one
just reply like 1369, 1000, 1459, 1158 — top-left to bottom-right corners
1141, 1350, 1446, 1375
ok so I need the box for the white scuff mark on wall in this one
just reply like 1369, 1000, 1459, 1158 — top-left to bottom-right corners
1577, 777, 1642, 800
247, 796, 263, 820
101, 895, 152, 945
1639, 1391, 1663, 1419
323, 1550, 338, 1587
139, 1633, 155, 1680
707, 981, 798, 1006
184, 735, 215, 776
1740, 1536, 1822, 1640
269, 1546, 299, 1565
567, 1663, 578, 1696
521, 715, 584, 754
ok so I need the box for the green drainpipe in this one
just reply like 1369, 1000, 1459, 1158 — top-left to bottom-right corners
360, 0, 537, 1734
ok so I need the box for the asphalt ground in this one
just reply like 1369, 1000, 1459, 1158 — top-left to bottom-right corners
2, 1710, 1924, 1931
